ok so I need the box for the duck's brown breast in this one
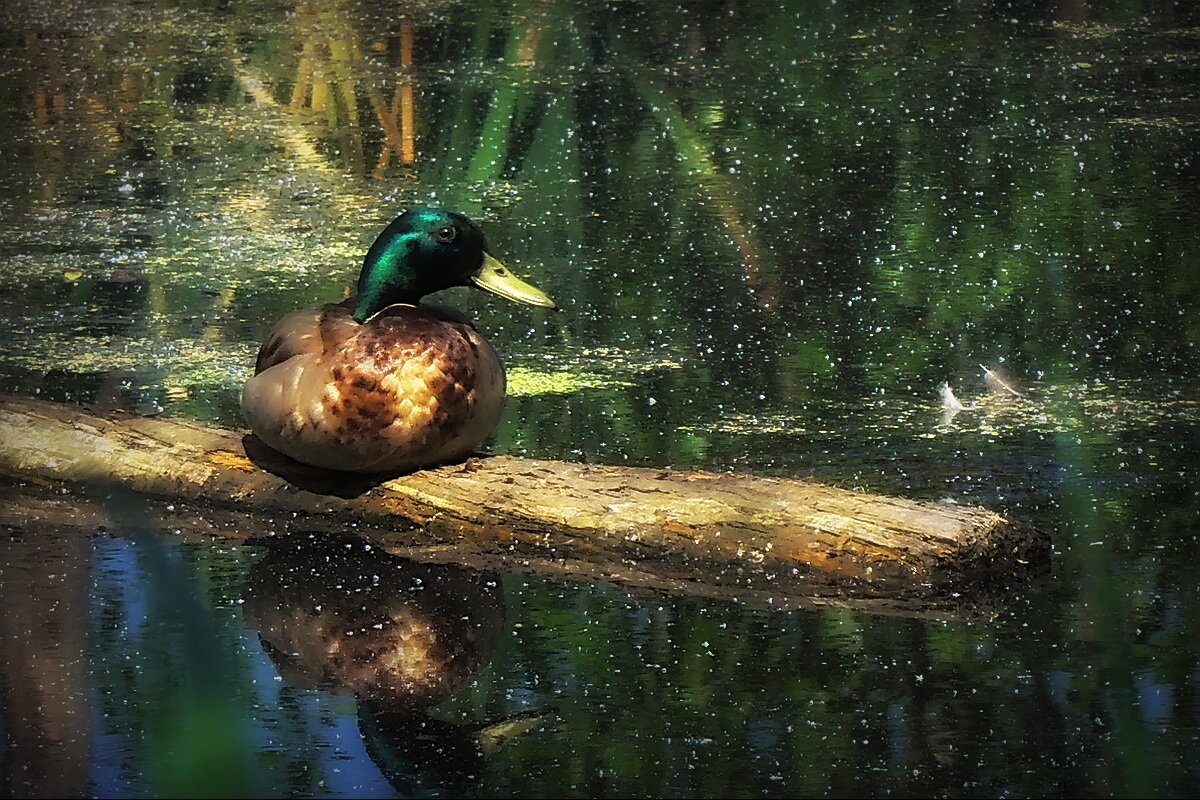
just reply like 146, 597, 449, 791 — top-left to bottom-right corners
327, 313, 484, 443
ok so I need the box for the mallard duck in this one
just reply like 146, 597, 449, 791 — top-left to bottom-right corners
241, 207, 555, 473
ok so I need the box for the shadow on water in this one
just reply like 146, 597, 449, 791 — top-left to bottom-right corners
0, 523, 89, 798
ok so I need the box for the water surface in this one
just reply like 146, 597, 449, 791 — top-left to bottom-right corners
1, 0, 1198, 797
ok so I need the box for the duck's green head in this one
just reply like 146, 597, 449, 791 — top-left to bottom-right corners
353, 207, 556, 323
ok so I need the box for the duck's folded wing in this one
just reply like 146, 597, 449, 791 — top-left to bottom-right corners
254, 302, 358, 373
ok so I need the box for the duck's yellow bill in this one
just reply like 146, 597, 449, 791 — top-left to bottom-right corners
472, 253, 557, 308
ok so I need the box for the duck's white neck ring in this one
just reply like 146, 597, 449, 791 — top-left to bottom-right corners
360, 302, 419, 325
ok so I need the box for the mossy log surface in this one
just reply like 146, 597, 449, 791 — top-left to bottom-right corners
0, 396, 1047, 609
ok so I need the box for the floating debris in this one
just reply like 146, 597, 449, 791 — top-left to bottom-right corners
940, 382, 969, 412
939, 381, 971, 425
981, 364, 1024, 398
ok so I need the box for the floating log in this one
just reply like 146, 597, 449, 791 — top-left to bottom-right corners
0, 396, 1047, 611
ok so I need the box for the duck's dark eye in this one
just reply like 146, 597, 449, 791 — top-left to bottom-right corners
434, 225, 457, 244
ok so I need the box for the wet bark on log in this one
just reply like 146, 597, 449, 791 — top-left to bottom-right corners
0, 396, 1048, 604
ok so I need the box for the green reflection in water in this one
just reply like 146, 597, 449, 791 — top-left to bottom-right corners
1, 0, 1199, 797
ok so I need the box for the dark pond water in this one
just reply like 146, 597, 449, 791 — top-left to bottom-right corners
2, 0, 1199, 797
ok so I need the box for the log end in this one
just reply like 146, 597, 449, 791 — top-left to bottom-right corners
929, 509, 1051, 592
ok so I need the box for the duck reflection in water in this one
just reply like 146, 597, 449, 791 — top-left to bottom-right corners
243, 536, 546, 794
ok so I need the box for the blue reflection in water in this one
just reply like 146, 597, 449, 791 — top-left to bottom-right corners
315, 714, 395, 799
85, 534, 395, 797
88, 697, 136, 799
